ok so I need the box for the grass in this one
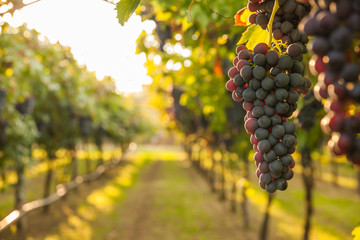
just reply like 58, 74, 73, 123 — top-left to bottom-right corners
0, 144, 359, 240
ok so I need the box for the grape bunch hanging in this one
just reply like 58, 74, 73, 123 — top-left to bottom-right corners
300, 0, 360, 165
226, 42, 311, 192
224, 0, 314, 192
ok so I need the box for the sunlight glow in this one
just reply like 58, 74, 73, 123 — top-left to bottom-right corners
2, 0, 155, 93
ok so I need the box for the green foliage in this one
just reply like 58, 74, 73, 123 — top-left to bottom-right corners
116, 0, 141, 26
0, 23, 151, 171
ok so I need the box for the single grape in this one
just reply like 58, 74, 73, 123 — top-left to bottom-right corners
245, 117, 259, 134
280, 154, 293, 166
282, 134, 296, 148
275, 88, 289, 101
253, 66, 267, 80
271, 114, 282, 126
240, 65, 254, 81
275, 72, 290, 87
255, 128, 270, 140
264, 149, 277, 162
272, 124, 285, 139
249, 78, 261, 90
256, 88, 269, 100
274, 142, 288, 157
242, 88, 257, 102
258, 115, 272, 128
254, 54, 266, 66
265, 94, 278, 107
259, 161, 270, 173
266, 50, 279, 66
268, 134, 279, 146
260, 173, 273, 185
264, 105, 276, 116
265, 181, 277, 193
275, 102, 290, 114
278, 55, 294, 70
258, 139, 272, 153
276, 178, 288, 190
261, 76, 275, 91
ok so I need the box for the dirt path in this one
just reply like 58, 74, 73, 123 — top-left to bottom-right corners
103, 160, 257, 240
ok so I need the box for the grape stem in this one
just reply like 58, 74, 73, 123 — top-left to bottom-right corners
267, 0, 279, 47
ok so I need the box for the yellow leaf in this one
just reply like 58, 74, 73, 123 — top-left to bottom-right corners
352, 226, 360, 240
234, 8, 251, 27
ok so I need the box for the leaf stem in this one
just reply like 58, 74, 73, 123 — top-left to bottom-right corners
267, 0, 279, 47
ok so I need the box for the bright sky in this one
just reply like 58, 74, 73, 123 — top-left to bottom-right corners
3, 0, 155, 93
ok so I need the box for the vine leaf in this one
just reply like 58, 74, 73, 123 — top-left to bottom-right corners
234, 8, 251, 27
116, 0, 141, 26
352, 226, 360, 240
237, 24, 268, 49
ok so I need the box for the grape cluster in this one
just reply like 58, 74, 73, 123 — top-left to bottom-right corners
226, 42, 311, 192
300, 0, 360, 165
247, 0, 310, 52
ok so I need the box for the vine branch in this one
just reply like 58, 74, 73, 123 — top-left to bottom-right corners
101, 0, 116, 6
187, 0, 236, 22
267, 0, 279, 47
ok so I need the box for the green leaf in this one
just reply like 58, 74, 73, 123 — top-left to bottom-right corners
116, 0, 141, 26
237, 25, 269, 50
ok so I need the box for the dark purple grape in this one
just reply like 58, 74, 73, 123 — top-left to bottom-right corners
252, 106, 265, 118
266, 50, 279, 66
233, 74, 245, 86
256, 88, 269, 100
275, 88, 289, 101
254, 54, 266, 66
311, 37, 330, 56
341, 63, 360, 83
269, 160, 284, 173
260, 173, 272, 185
272, 124, 285, 139
278, 55, 294, 70
264, 150, 277, 162
275, 72, 290, 87
249, 78, 261, 90
276, 178, 288, 190
283, 121, 296, 134
264, 105, 276, 116
265, 94, 277, 107
329, 26, 353, 50
289, 73, 304, 88
282, 134, 296, 148
271, 114, 282, 126
242, 88, 257, 102
281, 21, 294, 34
259, 161, 270, 173
275, 102, 289, 114
280, 154, 293, 166
268, 134, 279, 146
253, 66, 267, 80
274, 142, 288, 157
258, 139, 272, 153
258, 115, 272, 128
287, 43, 303, 58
